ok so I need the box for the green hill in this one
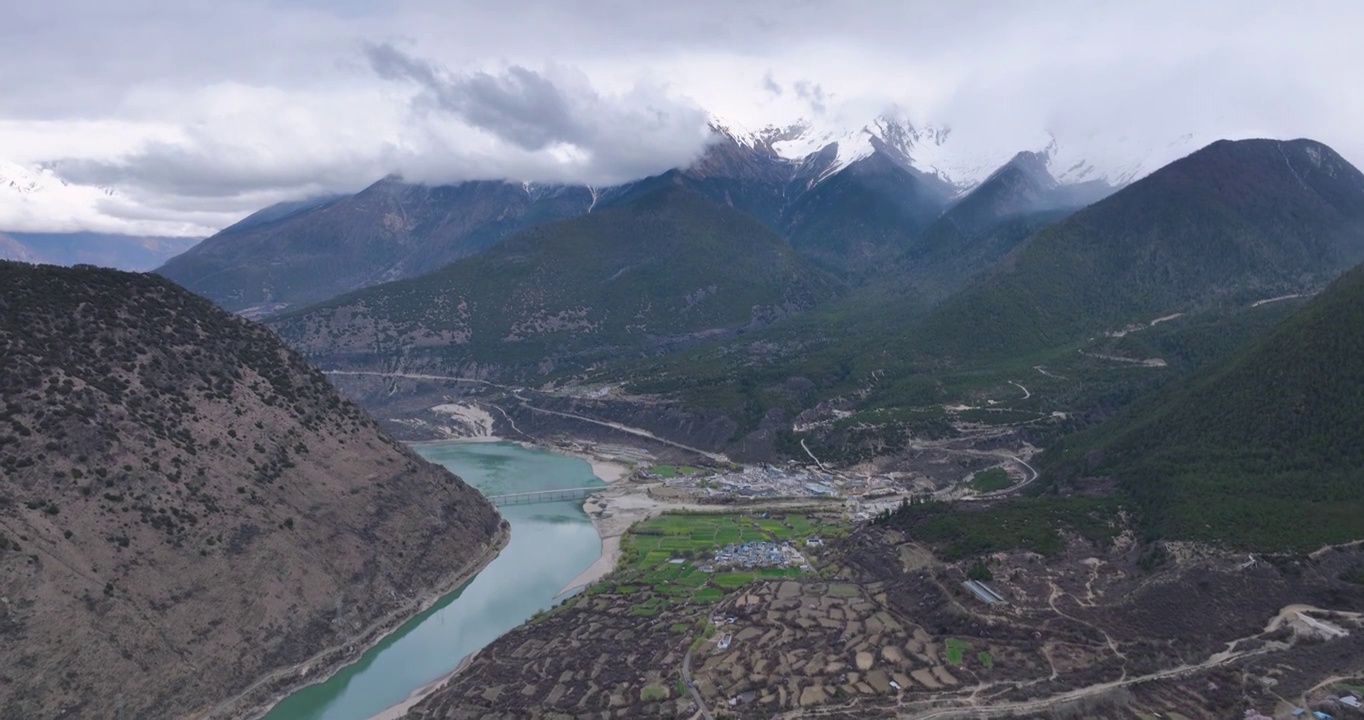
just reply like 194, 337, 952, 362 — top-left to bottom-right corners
1045, 261, 1364, 552
913, 138, 1364, 362
591, 139, 1364, 455
270, 183, 841, 376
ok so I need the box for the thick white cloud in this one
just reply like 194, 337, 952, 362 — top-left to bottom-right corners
2, 0, 1362, 236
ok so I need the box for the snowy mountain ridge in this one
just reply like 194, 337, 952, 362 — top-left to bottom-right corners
707, 113, 1205, 193
6, 113, 1208, 239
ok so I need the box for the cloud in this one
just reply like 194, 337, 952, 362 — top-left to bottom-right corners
762, 72, 783, 96
363, 42, 713, 179
792, 80, 827, 115
2, 1, 1363, 236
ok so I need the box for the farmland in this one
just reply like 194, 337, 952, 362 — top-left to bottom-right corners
609, 511, 843, 606
413, 513, 1364, 719
647, 464, 704, 478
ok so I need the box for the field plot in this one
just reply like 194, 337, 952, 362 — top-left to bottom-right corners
605, 512, 840, 606
647, 464, 704, 478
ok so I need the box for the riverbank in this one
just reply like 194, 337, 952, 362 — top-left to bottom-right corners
349, 439, 630, 720
221, 522, 511, 720
536, 443, 637, 597
364, 648, 483, 720
431, 433, 643, 598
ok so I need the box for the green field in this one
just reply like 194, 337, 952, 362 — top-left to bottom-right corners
977, 651, 993, 668
591, 512, 843, 608
945, 638, 970, 665
969, 467, 1013, 493
648, 464, 704, 478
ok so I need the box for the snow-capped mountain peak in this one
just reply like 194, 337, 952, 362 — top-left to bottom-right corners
706, 111, 1207, 194
709, 113, 1040, 189
0, 158, 211, 237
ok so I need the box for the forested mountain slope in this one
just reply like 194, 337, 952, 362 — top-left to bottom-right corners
914, 138, 1364, 361
270, 183, 841, 377
1044, 260, 1364, 552
0, 262, 504, 718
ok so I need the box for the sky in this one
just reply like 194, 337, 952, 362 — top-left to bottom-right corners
2, 0, 1362, 237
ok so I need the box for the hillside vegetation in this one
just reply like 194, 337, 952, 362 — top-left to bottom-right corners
158, 178, 592, 315
602, 139, 1364, 446
0, 262, 504, 718
271, 184, 841, 377
1046, 260, 1364, 552
913, 138, 1364, 362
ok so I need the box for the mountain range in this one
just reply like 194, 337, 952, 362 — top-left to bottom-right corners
910, 137, 1364, 362
270, 183, 841, 375
156, 114, 1164, 314
0, 230, 199, 271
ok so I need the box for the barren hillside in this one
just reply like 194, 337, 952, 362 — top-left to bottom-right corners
0, 261, 505, 718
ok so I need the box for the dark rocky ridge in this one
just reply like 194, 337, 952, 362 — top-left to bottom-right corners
0, 261, 505, 718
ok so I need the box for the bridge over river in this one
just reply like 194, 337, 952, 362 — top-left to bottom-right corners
485, 486, 603, 506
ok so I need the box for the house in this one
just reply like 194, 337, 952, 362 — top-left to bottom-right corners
1341, 696, 1361, 709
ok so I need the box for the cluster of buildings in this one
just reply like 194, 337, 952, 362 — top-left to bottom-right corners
709, 541, 807, 570
661, 464, 842, 501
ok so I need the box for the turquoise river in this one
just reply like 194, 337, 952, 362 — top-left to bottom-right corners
261, 440, 605, 720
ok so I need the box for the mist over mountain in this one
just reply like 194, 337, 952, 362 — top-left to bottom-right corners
0, 231, 198, 271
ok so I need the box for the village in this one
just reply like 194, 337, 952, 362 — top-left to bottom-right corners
703, 539, 812, 573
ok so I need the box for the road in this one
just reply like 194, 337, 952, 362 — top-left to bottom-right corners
1032, 365, 1067, 380
969, 454, 1040, 499
800, 438, 828, 472
681, 641, 713, 720
324, 370, 728, 462
1251, 293, 1307, 307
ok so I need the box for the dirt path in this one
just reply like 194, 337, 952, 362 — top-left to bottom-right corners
1033, 365, 1067, 380
893, 640, 1281, 719
801, 438, 828, 472
1009, 381, 1031, 399
1250, 293, 1307, 307
324, 370, 514, 389
682, 640, 714, 720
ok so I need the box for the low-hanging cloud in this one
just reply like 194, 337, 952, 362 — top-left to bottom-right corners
364, 42, 713, 185
3, 1, 1364, 236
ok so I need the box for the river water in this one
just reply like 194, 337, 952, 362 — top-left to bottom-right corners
261, 440, 605, 720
